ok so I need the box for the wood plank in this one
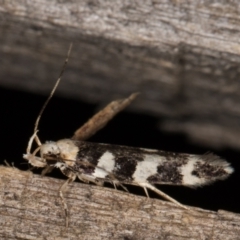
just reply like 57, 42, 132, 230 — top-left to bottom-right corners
1, 165, 240, 239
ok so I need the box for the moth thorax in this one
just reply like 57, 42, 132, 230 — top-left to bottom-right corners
40, 141, 60, 158
54, 139, 79, 166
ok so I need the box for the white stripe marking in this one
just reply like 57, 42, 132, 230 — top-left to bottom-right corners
181, 157, 204, 186
93, 151, 115, 178
133, 154, 164, 183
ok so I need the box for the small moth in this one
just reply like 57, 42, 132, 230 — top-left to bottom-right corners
23, 44, 234, 227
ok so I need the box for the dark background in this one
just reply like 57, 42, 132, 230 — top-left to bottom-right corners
0, 85, 238, 214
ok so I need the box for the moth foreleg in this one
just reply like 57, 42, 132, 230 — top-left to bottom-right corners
59, 175, 76, 227
23, 154, 47, 168
138, 183, 190, 210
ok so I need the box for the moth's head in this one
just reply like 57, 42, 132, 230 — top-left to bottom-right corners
24, 131, 77, 167
40, 139, 78, 166
37, 141, 62, 166
23, 141, 61, 167
40, 141, 60, 159
23, 130, 60, 167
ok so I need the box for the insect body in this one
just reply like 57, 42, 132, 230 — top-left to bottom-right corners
23, 45, 234, 227
25, 138, 233, 189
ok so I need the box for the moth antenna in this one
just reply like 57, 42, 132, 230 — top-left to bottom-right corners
33, 43, 73, 146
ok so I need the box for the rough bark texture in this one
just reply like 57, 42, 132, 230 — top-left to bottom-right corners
1, 1, 240, 150
0, 165, 239, 240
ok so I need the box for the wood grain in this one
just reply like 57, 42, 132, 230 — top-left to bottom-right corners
0, 165, 239, 239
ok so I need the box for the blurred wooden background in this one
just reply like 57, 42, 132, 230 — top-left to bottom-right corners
1, 1, 240, 149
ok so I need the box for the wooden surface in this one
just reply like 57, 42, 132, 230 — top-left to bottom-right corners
0, 165, 240, 240
0, 3, 239, 238
1, 1, 240, 150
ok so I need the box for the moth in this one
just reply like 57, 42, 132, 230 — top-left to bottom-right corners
23, 44, 234, 227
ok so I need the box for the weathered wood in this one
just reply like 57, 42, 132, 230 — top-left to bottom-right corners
1, 1, 240, 149
0, 165, 239, 239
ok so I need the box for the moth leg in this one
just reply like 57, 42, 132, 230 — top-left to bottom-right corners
118, 183, 129, 192
138, 183, 190, 210
72, 92, 139, 141
59, 175, 76, 227
77, 174, 104, 186
112, 181, 117, 190
143, 187, 150, 198
23, 153, 46, 168
77, 175, 90, 184
41, 165, 55, 175
108, 179, 128, 192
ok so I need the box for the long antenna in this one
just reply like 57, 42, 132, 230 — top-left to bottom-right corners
34, 43, 73, 142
